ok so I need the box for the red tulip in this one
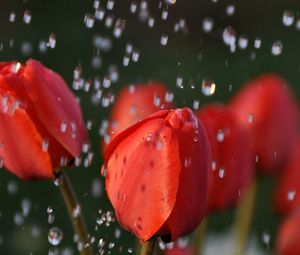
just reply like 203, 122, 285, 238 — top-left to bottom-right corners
196, 104, 253, 212
276, 208, 300, 255
230, 74, 299, 174
103, 82, 174, 150
273, 140, 300, 214
0, 60, 87, 180
103, 108, 210, 241
164, 246, 194, 255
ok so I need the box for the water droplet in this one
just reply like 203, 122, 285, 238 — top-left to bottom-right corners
238, 35, 248, 49
23, 10, 32, 24
271, 41, 283, 56
48, 33, 57, 49
161, 8, 168, 20
48, 227, 63, 246
282, 10, 294, 27
95, 7, 105, 20
39, 40, 48, 53
132, 49, 140, 62
164, 92, 174, 103
160, 34, 168, 46
7, 181, 18, 194
223, 26, 236, 47
219, 168, 225, 178
262, 230, 271, 245
14, 212, 24, 226
72, 205, 81, 218
9, 11, 16, 22
21, 198, 31, 217
21, 41, 33, 56
42, 138, 50, 152
94, 0, 100, 9
193, 99, 200, 110
130, 1, 138, 13
216, 130, 225, 142
254, 38, 262, 49
101, 165, 108, 177
105, 14, 114, 28
84, 14, 95, 28
184, 157, 191, 168
148, 16, 155, 28
287, 190, 296, 201
60, 122, 67, 133
212, 160, 217, 171
123, 53, 130, 66
176, 75, 183, 88
114, 19, 126, 38
107, 0, 115, 10
202, 17, 214, 33
226, 4, 235, 16
202, 79, 216, 96
247, 114, 254, 123
47, 206, 55, 224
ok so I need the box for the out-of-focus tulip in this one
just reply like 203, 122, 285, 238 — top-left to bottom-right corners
196, 104, 253, 212
103, 108, 210, 241
230, 74, 299, 174
273, 140, 300, 214
0, 59, 87, 180
103, 82, 174, 151
276, 208, 300, 255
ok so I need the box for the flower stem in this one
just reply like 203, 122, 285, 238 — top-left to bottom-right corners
233, 180, 257, 255
140, 238, 160, 255
193, 218, 208, 255
58, 171, 93, 255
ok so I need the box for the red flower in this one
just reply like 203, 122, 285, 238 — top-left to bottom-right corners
103, 82, 174, 150
196, 104, 253, 212
276, 208, 300, 255
273, 140, 300, 214
103, 108, 210, 241
0, 60, 87, 180
230, 74, 299, 174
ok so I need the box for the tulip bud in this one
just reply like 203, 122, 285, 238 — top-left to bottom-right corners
230, 74, 299, 174
0, 59, 87, 180
103, 108, 210, 241
196, 104, 253, 213
103, 82, 174, 150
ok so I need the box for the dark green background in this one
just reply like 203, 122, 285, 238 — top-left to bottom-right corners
0, 0, 299, 254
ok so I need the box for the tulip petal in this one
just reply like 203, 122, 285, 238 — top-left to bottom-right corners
164, 115, 210, 240
105, 117, 181, 241
22, 59, 87, 157
0, 96, 54, 180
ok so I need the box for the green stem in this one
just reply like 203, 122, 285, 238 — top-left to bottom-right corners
233, 180, 257, 255
140, 238, 160, 255
193, 218, 208, 255
58, 171, 93, 255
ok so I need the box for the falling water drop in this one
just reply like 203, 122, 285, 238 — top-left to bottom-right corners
48, 227, 63, 246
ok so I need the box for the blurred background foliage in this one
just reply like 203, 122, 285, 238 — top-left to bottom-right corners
0, 0, 299, 254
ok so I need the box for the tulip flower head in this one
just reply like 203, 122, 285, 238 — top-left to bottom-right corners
276, 208, 300, 255
103, 82, 174, 150
273, 140, 300, 215
0, 60, 87, 180
196, 104, 253, 212
103, 108, 210, 241
230, 74, 299, 174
